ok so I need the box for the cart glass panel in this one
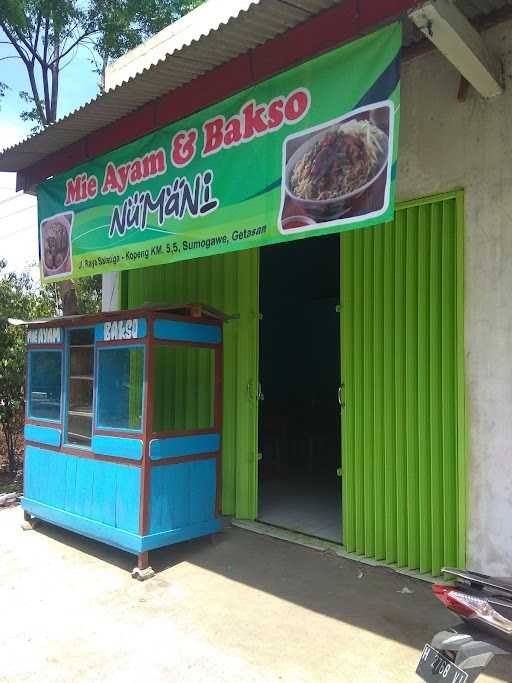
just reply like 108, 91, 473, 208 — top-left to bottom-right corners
28, 350, 62, 421
66, 328, 94, 447
96, 346, 144, 431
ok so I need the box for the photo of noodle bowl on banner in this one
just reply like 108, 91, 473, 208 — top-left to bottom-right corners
279, 102, 392, 233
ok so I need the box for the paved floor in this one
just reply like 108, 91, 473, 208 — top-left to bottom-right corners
258, 476, 342, 542
0, 505, 510, 683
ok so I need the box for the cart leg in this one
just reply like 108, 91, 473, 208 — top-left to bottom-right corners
21, 510, 40, 531
131, 552, 155, 581
138, 552, 150, 570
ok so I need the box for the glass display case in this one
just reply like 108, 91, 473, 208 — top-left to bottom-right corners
21, 305, 226, 578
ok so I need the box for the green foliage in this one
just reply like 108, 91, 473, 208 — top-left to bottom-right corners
19, 90, 45, 133
0, 259, 100, 472
73, 274, 102, 314
0, 259, 55, 472
41, 273, 102, 314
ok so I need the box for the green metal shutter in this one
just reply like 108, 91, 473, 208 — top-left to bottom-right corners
341, 191, 466, 576
121, 249, 260, 519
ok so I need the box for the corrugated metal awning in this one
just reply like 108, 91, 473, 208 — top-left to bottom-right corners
0, 0, 510, 174
0, 0, 340, 173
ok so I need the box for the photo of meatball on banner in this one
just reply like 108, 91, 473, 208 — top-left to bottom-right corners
279, 102, 393, 234
40, 212, 74, 279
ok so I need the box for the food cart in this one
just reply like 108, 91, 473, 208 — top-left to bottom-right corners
20, 304, 225, 578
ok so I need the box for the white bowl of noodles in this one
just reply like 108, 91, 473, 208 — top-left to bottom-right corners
284, 118, 389, 222
41, 213, 72, 277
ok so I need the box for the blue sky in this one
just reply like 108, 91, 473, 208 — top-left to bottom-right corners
0, 32, 101, 275
1, 34, 101, 143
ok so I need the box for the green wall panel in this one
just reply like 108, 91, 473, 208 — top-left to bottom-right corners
122, 250, 259, 519
152, 346, 215, 432
341, 192, 466, 576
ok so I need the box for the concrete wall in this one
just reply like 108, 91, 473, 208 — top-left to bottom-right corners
398, 20, 512, 574
101, 272, 120, 312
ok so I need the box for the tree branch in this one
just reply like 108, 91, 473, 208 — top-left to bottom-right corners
59, 20, 81, 47
58, 44, 79, 72
9, 23, 38, 61
50, 65, 59, 121
39, 15, 51, 121
49, 31, 59, 123
0, 21, 31, 66
32, 12, 43, 65
6, 16, 47, 69
41, 59, 51, 120
47, 28, 98, 67
43, 16, 49, 65
25, 61, 47, 126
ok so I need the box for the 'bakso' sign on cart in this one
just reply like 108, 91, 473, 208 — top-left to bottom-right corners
37, 23, 401, 282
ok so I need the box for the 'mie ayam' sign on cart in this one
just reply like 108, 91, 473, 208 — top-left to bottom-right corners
37, 23, 401, 282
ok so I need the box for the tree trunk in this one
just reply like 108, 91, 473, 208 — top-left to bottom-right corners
50, 34, 59, 122
50, 31, 77, 317
100, 54, 108, 93
59, 280, 78, 315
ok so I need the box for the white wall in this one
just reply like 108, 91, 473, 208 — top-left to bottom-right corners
101, 271, 120, 312
398, 20, 512, 574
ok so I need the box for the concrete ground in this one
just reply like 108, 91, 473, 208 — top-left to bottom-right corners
0, 505, 510, 683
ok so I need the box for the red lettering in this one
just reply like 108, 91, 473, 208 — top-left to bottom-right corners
242, 101, 268, 140
87, 176, 97, 198
65, 174, 85, 206
101, 162, 120, 195
267, 98, 285, 130
117, 165, 130, 194
198, 88, 311, 157
172, 130, 197, 167
224, 117, 242, 146
284, 89, 310, 122
102, 149, 167, 196
142, 149, 166, 177
65, 173, 97, 206
130, 159, 143, 183
202, 117, 224, 156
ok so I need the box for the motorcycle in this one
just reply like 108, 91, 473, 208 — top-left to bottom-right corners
416, 567, 512, 683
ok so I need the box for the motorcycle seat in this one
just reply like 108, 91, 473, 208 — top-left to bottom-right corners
444, 567, 512, 596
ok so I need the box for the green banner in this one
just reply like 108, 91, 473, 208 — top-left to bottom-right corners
38, 23, 401, 282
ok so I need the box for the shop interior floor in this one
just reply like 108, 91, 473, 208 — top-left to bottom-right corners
257, 476, 342, 543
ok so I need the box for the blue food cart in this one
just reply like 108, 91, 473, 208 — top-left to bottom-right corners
21, 304, 225, 578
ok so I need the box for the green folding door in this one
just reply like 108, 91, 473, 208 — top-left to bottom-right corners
122, 249, 260, 520
341, 191, 466, 576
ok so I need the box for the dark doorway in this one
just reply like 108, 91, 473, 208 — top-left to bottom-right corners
258, 234, 341, 542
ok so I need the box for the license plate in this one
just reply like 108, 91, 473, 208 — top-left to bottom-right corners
416, 644, 469, 683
